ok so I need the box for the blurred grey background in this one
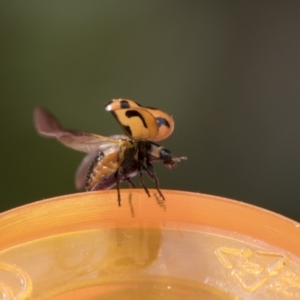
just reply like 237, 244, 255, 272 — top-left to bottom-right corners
1, 1, 300, 221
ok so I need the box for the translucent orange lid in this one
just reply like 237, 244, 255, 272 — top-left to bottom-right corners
0, 190, 299, 299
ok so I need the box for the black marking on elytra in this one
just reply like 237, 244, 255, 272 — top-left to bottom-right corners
120, 100, 130, 109
156, 117, 170, 128
85, 152, 104, 190
125, 110, 148, 128
118, 100, 144, 109
123, 125, 132, 137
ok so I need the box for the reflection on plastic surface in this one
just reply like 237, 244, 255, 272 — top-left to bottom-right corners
0, 263, 32, 300
0, 228, 300, 299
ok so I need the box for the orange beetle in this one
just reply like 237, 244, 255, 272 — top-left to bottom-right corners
34, 99, 186, 206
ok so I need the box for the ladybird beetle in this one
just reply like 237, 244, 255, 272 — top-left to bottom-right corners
33, 99, 186, 206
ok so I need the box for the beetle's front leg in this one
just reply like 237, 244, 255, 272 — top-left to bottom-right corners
144, 160, 165, 200
138, 165, 151, 198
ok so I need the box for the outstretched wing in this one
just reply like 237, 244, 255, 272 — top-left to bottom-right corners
106, 106, 158, 140
33, 106, 120, 154
105, 98, 174, 141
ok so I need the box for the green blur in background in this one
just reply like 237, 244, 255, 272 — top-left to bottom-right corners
1, 1, 300, 221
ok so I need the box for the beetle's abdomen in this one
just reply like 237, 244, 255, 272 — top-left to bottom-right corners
85, 151, 121, 191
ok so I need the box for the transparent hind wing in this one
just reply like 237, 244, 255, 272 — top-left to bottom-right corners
33, 106, 120, 153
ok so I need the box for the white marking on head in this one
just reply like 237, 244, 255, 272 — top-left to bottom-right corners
105, 104, 112, 111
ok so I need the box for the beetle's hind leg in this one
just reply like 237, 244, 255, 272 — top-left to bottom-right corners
126, 177, 136, 188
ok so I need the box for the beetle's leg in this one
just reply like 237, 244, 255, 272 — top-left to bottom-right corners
116, 170, 122, 207
138, 167, 151, 198
145, 161, 165, 200
126, 177, 136, 188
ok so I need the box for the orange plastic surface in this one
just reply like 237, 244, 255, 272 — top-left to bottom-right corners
0, 190, 299, 299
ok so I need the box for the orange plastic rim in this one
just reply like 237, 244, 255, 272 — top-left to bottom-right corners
0, 189, 299, 256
